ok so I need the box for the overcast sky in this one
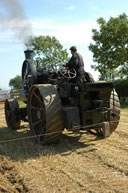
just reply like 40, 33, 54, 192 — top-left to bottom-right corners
0, 0, 128, 89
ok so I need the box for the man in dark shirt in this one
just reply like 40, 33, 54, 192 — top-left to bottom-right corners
63, 46, 85, 82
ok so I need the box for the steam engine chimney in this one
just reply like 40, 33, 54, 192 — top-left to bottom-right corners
24, 49, 34, 60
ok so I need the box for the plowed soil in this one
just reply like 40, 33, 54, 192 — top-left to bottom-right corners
0, 103, 128, 193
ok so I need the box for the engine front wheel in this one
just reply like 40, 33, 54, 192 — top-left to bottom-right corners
5, 99, 21, 130
27, 84, 64, 144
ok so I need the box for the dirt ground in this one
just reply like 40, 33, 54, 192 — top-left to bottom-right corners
0, 103, 128, 193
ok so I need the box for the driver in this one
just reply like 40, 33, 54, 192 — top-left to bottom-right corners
63, 46, 85, 82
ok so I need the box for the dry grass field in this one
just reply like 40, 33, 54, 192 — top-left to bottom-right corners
0, 102, 128, 193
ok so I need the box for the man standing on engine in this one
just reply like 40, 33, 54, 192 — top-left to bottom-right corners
63, 46, 85, 82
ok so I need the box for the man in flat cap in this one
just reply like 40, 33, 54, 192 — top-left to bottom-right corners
63, 46, 85, 82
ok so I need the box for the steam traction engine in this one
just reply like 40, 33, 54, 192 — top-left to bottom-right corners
5, 50, 120, 144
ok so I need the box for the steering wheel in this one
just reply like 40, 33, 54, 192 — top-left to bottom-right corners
59, 68, 77, 79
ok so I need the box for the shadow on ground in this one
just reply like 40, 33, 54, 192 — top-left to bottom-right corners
0, 125, 103, 162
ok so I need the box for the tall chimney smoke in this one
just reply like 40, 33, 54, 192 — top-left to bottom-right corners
0, 0, 33, 48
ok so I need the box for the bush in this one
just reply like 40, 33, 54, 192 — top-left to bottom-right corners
114, 79, 128, 100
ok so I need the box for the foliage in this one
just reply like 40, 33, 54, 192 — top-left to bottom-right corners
114, 78, 128, 99
32, 35, 69, 71
9, 75, 22, 90
120, 101, 128, 109
89, 13, 128, 80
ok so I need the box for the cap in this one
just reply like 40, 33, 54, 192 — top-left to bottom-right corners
70, 46, 77, 52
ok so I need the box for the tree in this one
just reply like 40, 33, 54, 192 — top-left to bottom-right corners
32, 35, 69, 71
89, 13, 128, 80
114, 79, 128, 99
9, 75, 22, 90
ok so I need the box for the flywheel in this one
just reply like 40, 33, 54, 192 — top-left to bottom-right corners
27, 84, 64, 144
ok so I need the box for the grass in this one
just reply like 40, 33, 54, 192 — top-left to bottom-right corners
0, 129, 12, 139
0, 104, 128, 159
0, 105, 128, 193
18, 99, 26, 108
120, 101, 128, 109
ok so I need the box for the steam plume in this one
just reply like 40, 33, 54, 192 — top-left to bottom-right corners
0, 0, 33, 48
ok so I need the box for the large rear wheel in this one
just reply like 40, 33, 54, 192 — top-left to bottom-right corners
27, 84, 64, 144
86, 89, 120, 137
109, 89, 120, 133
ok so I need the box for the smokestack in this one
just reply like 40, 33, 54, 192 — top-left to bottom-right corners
24, 50, 34, 60
0, 0, 33, 48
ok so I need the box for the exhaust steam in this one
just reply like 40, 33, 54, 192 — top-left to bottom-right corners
0, 0, 33, 48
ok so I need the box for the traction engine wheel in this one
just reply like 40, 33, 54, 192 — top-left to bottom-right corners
109, 89, 120, 133
5, 99, 21, 130
88, 89, 120, 137
27, 84, 64, 144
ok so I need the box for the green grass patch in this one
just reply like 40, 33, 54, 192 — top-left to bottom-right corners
0, 129, 12, 140
120, 101, 128, 109
18, 99, 26, 108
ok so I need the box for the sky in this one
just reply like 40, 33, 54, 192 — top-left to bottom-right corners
0, 0, 128, 89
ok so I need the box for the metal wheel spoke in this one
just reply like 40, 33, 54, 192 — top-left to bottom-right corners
64, 71, 67, 75
68, 73, 71, 78
70, 71, 75, 75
